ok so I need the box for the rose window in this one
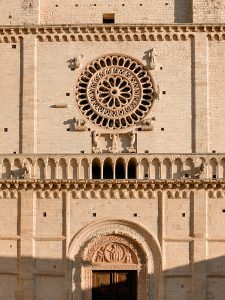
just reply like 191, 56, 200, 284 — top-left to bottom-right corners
97, 75, 132, 109
75, 54, 155, 129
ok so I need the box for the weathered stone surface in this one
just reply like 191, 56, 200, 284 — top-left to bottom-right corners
1, 1, 225, 300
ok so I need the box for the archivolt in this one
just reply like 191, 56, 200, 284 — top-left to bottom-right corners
68, 219, 162, 300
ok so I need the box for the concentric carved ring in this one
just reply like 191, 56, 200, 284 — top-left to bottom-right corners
76, 54, 155, 129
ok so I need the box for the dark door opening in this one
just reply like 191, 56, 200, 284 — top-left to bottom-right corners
92, 271, 137, 300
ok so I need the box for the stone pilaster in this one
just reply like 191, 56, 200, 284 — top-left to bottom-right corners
192, 189, 207, 300
17, 190, 35, 300
193, 34, 209, 153
20, 35, 37, 153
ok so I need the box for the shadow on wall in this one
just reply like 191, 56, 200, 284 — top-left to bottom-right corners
0, 255, 225, 299
174, 0, 193, 23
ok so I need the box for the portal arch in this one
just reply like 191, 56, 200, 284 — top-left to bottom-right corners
68, 219, 162, 300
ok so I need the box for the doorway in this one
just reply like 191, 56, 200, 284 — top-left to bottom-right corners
92, 271, 137, 300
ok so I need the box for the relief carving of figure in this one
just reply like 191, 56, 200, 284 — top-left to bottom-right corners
124, 250, 132, 264
22, 160, 30, 179
153, 85, 160, 100
105, 244, 123, 262
94, 243, 134, 264
93, 131, 102, 153
127, 131, 136, 153
148, 47, 156, 70
95, 248, 104, 262
75, 54, 84, 69
109, 134, 119, 153
139, 117, 156, 131
199, 162, 205, 174
199, 161, 206, 179
73, 117, 87, 131
67, 54, 84, 70
129, 131, 135, 148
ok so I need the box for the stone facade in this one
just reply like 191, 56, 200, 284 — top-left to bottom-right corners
1, 1, 225, 300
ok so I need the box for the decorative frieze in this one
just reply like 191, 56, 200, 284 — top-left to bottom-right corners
0, 179, 224, 194
1, 24, 225, 43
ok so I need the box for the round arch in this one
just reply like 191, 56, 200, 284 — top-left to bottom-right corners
68, 219, 162, 300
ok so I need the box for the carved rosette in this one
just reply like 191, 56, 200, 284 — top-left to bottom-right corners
76, 54, 155, 129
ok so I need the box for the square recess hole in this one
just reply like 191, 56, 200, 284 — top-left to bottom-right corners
103, 13, 115, 24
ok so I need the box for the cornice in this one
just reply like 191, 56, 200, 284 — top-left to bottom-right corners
0, 179, 224, 190
1, 23, 225, 32
0, 24, 225, 42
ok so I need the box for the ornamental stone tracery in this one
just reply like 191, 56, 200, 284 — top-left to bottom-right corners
76, 54, 155, 129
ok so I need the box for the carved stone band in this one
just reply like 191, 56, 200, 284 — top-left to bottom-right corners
76, 54, 155, 129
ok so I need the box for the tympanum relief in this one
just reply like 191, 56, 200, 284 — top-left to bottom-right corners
83, 235, 141, 267
93, 242, 136, 264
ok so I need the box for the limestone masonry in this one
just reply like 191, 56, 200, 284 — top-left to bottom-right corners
1, 1, 225, 300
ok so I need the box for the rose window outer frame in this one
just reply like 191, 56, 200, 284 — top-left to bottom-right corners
75, 54, 156, 130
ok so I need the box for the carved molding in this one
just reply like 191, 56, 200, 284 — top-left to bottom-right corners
208, 190, 225, 198
0, 179, 225, 193
2, 25, 225, 43
31, 187, 225, 199
0, 190, 18, 199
